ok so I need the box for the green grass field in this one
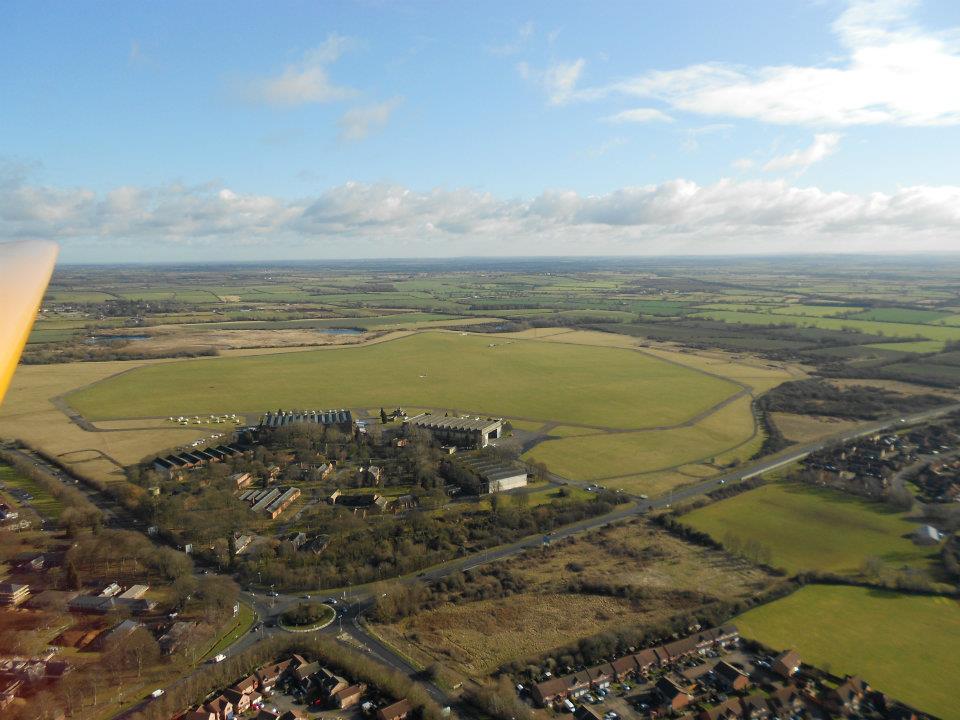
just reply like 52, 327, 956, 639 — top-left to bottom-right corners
695, 309, 960, 342
0, 463, 64, 519
67, 332, 739, 429
849, 308, 955, 324
736, 585, 960, 719
524, 394, 755, 482
682, 481, 938, 575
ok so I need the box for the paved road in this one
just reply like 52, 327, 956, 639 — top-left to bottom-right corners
9, 400, 960, 717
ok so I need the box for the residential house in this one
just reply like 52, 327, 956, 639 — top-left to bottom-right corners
376, 699, 412, 720
231, 674, 259, 696
587, 664, 613, 691
610, 655, 640, 681
204, 694, 233, 720
698, 698, 741, 720
256, 658, 295, 693
290, 660, 321, 691
714, 660, 751, 692
772, 649, 801, 679
766, 685, 805, 717
224, 688, 250, 714
822, 676, 867, 715
739, 693, 771, 720
361, 465, 384, 484
317, 667, 348, 698
185, 710, 217, 720
654, 676, 694, 712
277, 712, 306, 720
332, 683, 366, 709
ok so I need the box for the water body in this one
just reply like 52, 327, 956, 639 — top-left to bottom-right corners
318, 327, 363, 335
85, 334, 151, 343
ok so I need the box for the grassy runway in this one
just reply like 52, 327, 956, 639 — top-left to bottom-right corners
67, 332, 739, 429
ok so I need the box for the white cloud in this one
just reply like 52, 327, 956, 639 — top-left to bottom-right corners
486, 21, 535, 57
604, 108, 674, 124
519, 58, 586, 105
602, 0, 960, 126
242, 34, 358, 107
338, 98, 403, 141
5, 171, 960, 257
732, 158, 755, 171
763, 133, 842, 171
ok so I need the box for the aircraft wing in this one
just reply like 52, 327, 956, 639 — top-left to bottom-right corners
0, 241, 59, 406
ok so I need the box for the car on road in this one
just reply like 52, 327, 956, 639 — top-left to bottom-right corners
638, 494, 648, 499
268, 590, 279, 597
212, 653, 227, 663
325, 597, 338, 604
150, 689, 164, 698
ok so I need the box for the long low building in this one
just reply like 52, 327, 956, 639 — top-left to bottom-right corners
406, 413, 503, 448
242, 486, 301, 519
259, 409, 353, 430
152, 444, 243, 476
458, 456, 528, 493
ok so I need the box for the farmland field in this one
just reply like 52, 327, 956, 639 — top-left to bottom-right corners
66, 331, 740, 428
695, 309, 960, 343
736, 585, 960, 720
682, 481, 939, 576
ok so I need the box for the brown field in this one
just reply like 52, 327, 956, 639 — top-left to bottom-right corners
375, 519, 778, 676
770, 412, 863, 443
829, 377, 960, 399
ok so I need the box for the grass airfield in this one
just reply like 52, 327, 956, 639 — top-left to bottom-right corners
67, 331, 738, 429
41, 329, 792, 492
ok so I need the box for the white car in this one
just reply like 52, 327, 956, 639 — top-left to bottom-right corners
150, 689, 164, 698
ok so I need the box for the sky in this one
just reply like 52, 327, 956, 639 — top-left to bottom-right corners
2, 0, 960, 262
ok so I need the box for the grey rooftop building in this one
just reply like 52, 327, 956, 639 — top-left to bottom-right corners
259, 409, 353, 430
406, 413, 503, 449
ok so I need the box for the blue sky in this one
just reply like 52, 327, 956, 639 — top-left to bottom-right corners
3, 0, 960, 261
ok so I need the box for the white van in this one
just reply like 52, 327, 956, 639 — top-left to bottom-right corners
563, 699, 576, 713
150, 689, 164, 698
213, 653, 227, 663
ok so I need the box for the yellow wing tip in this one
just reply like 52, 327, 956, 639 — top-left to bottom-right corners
0, 241, 59, 406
